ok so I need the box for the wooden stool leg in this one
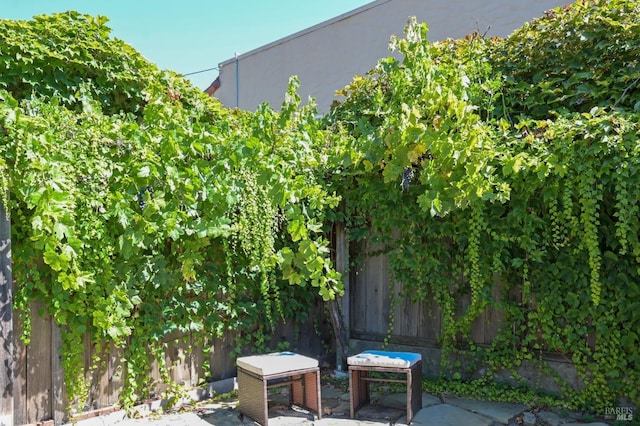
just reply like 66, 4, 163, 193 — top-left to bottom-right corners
408, 361, 422, 423
349, 368, 370, 418
303, 370, 322, 418
349, 368, 357, 419
291, 373, 304, 407
360, 370, 370, 407
286, 370, 322, 420
238, 368, 269, 426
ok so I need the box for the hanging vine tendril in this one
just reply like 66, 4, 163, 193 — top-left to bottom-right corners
229, 167, 281, 325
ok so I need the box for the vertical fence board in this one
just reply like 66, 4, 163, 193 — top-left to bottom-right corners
352, 247, 383, 335
106, 346, 123, 407
392, 280, 410, 337
208, 330, 236, 382
12, 313, 26, 426
83, 334, 100, 411
350, 240, 368, 334
85, 337, 120, 411
51, 322, 65, 424
97, 344, 111, 409
471, 311, 487, 344
166, 335, 191, 387
189, 334, 202, 388
418, 297, 442, 342
360, 242, 388, 336
335, 223, 350, 365
484, 281, 505, 344
27, 303, 52, 423
149, 354, 163, 397
375, 251, 390, 336
0, 203, 13, 426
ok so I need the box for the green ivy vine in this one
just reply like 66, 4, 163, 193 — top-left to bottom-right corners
326, 0, 640, 410
2, 0, 640, 416
1, 12, 341, 414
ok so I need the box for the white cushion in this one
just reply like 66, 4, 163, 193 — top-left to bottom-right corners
237, 351, 318, 376
347, 350, 421, 368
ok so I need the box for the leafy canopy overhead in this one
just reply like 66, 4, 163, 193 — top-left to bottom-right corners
1, 11, 155, 115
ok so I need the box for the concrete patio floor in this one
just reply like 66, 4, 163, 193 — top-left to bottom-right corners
65, 379, 614, 426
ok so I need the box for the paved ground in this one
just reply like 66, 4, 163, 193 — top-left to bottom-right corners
66, 380, 614, 426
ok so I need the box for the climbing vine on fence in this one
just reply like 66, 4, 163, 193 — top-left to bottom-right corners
326, 0, 640, 410
2, 0, 640, 415
1, 12, 340, 412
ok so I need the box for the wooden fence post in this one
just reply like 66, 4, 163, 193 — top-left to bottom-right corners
333, 222, 350, 371
51, 323, 64, 425
0, 201, 14, 426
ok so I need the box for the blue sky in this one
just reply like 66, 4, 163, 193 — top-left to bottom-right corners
1, 1, 373, 89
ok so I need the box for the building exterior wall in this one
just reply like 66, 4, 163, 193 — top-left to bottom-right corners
215, 0, 568, 113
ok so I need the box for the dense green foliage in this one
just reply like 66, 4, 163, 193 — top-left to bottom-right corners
327, 0, 639, 409
1, 12, 340, 411
0, 12, 150, 116
2, 0, 639, 415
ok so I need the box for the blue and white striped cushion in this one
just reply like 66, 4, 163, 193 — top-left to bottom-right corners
347, 350, 421, 368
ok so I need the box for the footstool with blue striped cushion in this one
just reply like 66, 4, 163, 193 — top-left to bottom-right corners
347, 350, 422, 423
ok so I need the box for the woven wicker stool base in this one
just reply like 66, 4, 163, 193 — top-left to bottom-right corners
237, 352, 322, 426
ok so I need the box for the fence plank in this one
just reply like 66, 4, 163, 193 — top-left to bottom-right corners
334, 223, 350, 365
189, 333, 201, 388
0, 203, 13, 426
352, 246, 396, 336
83, 334, 98, 411
166, 335, 192, 387
351, 253, 368, 333
375, 250, 390, 336
12, 312, 26, 426
27, 303, 52, 423
359, 241, 388, 336
106, 345, 123, 407
484, 282, 505, 344
471, 310, 487, 344
208, 330, 236, 382
85, 335, 117, 411
417, 297, 441, 342
96, 343, 111, 409
51, 322, 65, 424
393, 281, 416, 338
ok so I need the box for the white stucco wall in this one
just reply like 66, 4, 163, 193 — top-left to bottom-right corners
215, 0, 569, 113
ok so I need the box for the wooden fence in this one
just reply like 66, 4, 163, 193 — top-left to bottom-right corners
9, 296, 330, 425
1, 209, 570, 425
344, 234, 591, 399
11, 303, 229, 425
348, 239, 506, 361
0, 196, 333, 425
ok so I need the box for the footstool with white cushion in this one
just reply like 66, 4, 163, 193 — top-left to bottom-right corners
236, 351, 322, 426
347, 350, 422, 423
